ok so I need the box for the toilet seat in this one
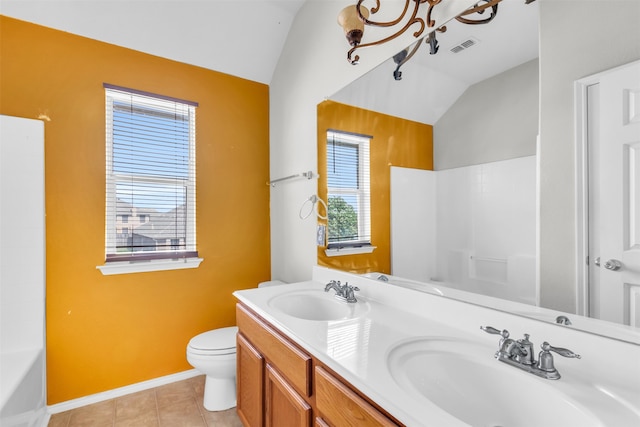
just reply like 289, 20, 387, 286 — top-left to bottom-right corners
188, 326, 238, 356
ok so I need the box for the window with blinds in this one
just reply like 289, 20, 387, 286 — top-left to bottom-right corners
326, 130, 371, 248
104, 84, 198, 262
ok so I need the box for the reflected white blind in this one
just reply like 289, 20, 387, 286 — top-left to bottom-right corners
104, 85, 197, 261
326, 130, 371, 248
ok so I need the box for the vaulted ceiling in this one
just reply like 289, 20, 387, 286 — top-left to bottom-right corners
1, 0, 307, 84
1, 0, 539, 123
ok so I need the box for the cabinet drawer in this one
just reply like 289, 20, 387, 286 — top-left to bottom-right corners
315, 366, 399, 427
237, 304, 312, 397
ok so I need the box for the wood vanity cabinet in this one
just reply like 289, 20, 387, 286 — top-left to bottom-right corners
236, 304, 312, 427
236, 303, 402, 427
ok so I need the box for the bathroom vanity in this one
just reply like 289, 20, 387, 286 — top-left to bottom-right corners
236, 304, 399, 426
233, 267, 640, 427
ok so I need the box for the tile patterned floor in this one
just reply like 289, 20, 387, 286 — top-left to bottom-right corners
48, 375, 243, 427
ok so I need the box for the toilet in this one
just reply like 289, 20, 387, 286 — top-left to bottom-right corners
186, 280, 286, 411
186, 326, 239, 411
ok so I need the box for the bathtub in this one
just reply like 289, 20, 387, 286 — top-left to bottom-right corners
0, 349, 47, 426
361, 272, 445, 296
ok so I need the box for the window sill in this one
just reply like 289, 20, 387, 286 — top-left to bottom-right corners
97, 257, 204, 275
324, 246, 376, 257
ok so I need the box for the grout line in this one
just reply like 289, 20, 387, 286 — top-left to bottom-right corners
153, 388, 161, 427
190, 377, 205, 426
196, 396, 207, 427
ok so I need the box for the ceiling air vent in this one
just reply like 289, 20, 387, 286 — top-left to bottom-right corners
450, 37, 480, 54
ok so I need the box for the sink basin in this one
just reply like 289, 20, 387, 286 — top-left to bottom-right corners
268, 290, 369, 321
387, 337, 601, 427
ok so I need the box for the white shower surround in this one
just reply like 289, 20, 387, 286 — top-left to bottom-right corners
0, 115, 47, 427
391, 156, 537, 305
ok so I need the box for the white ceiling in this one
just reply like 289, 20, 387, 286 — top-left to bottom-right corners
0, 0, 307, 84
1, 0, 539, 122
331, 0, 540, 124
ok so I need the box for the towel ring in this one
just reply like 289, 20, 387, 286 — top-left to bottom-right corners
299, 195, 328, 220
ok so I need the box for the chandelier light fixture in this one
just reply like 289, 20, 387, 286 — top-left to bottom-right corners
338, 0, 536, 65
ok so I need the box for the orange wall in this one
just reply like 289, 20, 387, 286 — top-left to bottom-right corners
0, 16, 271, 404
317, 100, 433, 274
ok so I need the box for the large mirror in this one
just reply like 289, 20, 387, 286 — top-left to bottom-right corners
317, 0, 640, 344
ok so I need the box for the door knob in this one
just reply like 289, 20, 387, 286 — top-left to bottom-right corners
594, 257, 600, 267
604, 259, 622, 271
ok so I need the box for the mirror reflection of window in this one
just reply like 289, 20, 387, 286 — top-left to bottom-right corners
326, 130, 371, 249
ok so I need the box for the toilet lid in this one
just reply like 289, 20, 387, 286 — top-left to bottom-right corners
188, 326, 238, 354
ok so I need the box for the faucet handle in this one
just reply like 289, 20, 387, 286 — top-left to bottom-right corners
537, 341, 581, 378
481, 326, 511, 358
480, 326, 509, 339
542, 342, 581, 359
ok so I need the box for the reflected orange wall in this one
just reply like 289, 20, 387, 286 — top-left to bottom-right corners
317, 100, 433, 274
0, 16, 270, 404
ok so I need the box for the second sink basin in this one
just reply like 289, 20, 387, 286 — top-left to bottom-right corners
268, 289, 369, 321
387, 337, 602, 427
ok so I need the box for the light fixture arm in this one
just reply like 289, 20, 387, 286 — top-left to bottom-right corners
348, 0, 426, 64
392, 38, 423, 80
356, 0, 417, 29
456, 0, 501, 25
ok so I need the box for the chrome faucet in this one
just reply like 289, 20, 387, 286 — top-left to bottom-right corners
324, 280, 360, 303
377, 274, 389, 282
324, 279, 341, 293
481, 326, 581, 380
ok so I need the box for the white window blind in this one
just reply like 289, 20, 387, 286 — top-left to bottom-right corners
326, 130, 371, 248
104, 84, 197, 262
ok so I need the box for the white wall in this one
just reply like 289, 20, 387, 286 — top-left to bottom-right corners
538, 0, 640, 312
435, 58, 538, 170
270, 0, 479, 282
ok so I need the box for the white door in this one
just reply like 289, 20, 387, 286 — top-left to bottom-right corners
591, 60, 640, 326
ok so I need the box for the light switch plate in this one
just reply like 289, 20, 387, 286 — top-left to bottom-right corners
316, 224, 326, 246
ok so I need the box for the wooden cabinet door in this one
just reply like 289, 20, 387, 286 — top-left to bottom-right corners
237, 304, 312, 397
315, 367, 399, 427
237, 334, 264, 427
265, 364, 312, 427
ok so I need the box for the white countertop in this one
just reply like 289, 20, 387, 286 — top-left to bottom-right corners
233, 267, 640, 427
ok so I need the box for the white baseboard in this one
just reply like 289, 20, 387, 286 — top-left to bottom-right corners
47, 369, 201, 414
